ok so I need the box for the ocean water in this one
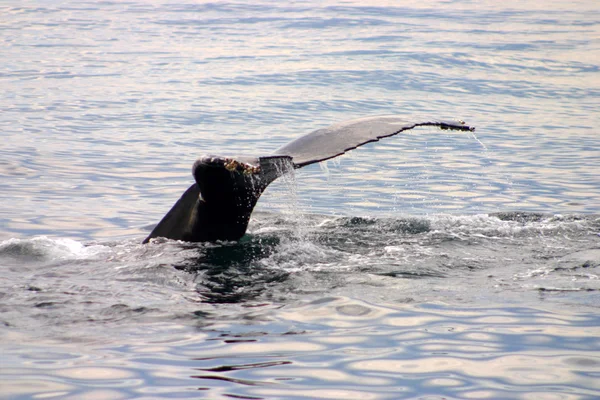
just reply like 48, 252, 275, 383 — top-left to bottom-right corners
1, 1, 600, 399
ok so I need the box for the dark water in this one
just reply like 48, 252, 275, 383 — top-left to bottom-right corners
2, 1, 600, 399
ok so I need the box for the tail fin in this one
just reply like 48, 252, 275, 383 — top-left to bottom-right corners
143, 116, 475, 243
143, 155, 293, 243
274, 116, 475, 168
142, 184, 201, 243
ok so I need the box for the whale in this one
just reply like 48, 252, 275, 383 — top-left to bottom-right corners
143, 116, 475, 243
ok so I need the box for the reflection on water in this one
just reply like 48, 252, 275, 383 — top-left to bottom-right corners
174, 238, 291, 304
3, 298, 600, 399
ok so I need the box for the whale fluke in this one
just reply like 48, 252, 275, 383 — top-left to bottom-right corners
274, 116, 474, 167
143, 116, 474, 243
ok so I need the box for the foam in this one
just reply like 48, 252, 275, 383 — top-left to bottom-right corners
0, 236, 108, 263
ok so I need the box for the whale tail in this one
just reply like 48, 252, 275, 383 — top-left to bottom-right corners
143, 116, 474, 243
143, 155, 293, 243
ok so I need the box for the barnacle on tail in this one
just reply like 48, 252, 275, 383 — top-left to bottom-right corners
224, 158, 261, 175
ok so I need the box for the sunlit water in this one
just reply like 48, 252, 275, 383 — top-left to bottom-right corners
1, 1, 600, 399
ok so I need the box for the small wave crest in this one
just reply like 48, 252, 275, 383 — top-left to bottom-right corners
428, 212, 593, 239
0, 236, 108, 264
285, 212, 593, 245
260, 238, 346, 273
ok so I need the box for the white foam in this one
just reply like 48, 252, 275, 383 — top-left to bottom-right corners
428, 213, 589, 239
0, 236, 109, 263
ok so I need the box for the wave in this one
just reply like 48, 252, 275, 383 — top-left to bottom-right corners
0, 212, 597, 311
0, 236, 109, 264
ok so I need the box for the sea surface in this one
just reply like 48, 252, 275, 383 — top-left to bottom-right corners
1, 1, 600, 399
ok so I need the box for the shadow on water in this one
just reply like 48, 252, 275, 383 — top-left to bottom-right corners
173, 236, 291, 304
163, 214, 436, 304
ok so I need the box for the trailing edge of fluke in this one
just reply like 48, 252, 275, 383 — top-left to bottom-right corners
143, 116, 475, 244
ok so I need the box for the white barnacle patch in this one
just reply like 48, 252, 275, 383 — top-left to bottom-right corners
222, 157, 261, 175
243, 165, 261, 175
224, 159, 239, 172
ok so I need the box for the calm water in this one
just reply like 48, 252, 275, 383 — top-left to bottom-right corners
1, 1, 600, 399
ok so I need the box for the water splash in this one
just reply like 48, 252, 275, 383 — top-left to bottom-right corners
0, 236, 108, 264
469, 128, 488, 152
272, 158, 311, 242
